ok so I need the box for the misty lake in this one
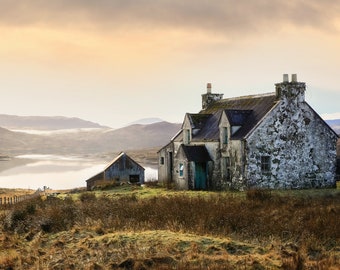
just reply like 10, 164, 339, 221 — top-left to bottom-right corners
0, 155, 158, 190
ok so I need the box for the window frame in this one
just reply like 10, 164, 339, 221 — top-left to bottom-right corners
179, 163, 184, 177
261, 156, 271, 173
223, 127, 229, 144
220, 126, 230, 146
160, 156, 165, 165
184, 129, 191, 144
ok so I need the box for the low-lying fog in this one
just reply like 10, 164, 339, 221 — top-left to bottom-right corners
0, 154, 157, 190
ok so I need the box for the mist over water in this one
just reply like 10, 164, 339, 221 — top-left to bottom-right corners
0, 155, 157, 190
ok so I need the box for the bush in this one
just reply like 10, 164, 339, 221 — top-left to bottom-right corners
2, 189, 339, 250
79, 192, 96, 203
246, 188, 272, 201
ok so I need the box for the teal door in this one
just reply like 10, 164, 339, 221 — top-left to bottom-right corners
195, 162, 207, 190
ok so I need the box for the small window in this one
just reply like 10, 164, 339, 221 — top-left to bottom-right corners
185, 129, 191, 144
160, 157, 165, 165
223, 127, 228, 144
179, 163, 184, 177
261, 156, 271, 172
226, 168, 231, 181
225, 157, 230, 167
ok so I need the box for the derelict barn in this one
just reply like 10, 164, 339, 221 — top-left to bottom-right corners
86, 152, 145, 190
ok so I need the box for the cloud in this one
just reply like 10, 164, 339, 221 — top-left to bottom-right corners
321, 112, 340, 120
1, 0, 340, 35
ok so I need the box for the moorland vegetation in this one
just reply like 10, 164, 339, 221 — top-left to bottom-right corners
0, 185, 339, 269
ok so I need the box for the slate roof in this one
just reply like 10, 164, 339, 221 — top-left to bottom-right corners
191, 93, 279, 141
225, 110, 253, 126
180, 145, 212, 162
187, 114, 212, 129
190, 111, 222, 141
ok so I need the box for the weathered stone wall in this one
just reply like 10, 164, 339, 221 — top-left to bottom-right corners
245, 87, 337, 189
202, 142, 220, 189
220, 140, 245, 190
172, 147, 189, 190
158, 146, 169, 184
171, 142, 219, 190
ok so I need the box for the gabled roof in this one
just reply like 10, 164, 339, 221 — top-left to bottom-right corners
86, 152, 144, 182
195, 93, 278, 140
191, 111, 222, 141
187, 114, 212, 129
179, 145, 212, 162
225, 110, 253, 126
104, 152, 144, 171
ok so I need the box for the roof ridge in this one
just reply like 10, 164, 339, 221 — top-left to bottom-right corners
220, 92, 275, 101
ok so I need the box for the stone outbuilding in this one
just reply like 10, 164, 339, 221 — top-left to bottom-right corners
158, 75, 338, 190
86, 152, 145, 190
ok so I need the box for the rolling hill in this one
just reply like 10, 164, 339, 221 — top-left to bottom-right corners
0, 114, 107, 130
1, 114, 338, 157
0, 121, 181, 155
326, 119, 340, 134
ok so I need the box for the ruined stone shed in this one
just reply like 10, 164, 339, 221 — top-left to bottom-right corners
158, 75, 338, 190
86, 152, 145, 190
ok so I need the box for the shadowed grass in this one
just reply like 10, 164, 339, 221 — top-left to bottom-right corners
0, 186, 339, 269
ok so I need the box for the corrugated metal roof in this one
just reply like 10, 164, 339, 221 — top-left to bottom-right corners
104, 152, 144, 171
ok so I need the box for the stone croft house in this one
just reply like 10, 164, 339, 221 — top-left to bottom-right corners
158, 74, 338, 190
86, 152, 144, 190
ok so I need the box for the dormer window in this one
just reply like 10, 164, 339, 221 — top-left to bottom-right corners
223, 127, 228, 144
184, 129, 191, 144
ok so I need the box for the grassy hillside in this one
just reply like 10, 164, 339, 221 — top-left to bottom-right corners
0, 186, 339, 269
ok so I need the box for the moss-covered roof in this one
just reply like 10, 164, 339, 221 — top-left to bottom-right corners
193, 93, 278, 140
188, 114, 212, 129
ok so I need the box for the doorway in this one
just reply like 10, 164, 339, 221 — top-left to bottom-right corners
195, 162, 207, 190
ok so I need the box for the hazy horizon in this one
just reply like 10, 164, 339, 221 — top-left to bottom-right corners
1, 1, 340, 128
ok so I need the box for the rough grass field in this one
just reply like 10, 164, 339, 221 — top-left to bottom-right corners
0, 185, 339, 269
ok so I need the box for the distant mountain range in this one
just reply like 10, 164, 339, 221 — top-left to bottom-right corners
0, 114, 107, 130
0, 119, 181, 155
128, 118, 164, 126
0, 114, 338, 156
325, 119, 340, 134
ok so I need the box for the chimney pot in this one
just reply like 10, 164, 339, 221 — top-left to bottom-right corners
207, 83, 212, 93
291, 74, 297, 82
283, 74, 289, 83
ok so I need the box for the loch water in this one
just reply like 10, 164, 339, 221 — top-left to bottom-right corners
0, 155, 158, 190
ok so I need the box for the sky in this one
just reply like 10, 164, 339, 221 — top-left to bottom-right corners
1, 0, 340, 128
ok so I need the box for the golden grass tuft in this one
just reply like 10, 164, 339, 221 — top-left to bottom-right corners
0, 187, 339, 269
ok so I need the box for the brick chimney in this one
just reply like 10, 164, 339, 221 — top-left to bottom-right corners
275, 74, 306, 103
202, 83, 224, 110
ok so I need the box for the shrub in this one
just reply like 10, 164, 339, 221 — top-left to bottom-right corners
79, 192, 96, 203
246, 188, 272, 201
